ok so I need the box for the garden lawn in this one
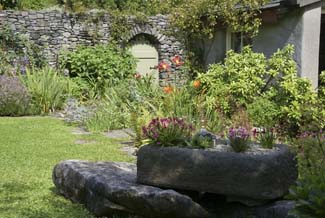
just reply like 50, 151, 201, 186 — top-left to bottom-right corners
0, 117, 134, 218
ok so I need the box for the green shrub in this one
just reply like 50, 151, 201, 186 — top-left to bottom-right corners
0, 0, 18, 9
19, 0, 57, 10
20, 67, 71, 114
247, 97, 280, 128
287, 131, 325, 218
198, 45, 317, 135
0, 75, 30, 116
287, 175, 325, 218
59, 44, 136, 97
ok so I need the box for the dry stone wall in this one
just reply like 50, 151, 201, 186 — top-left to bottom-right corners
0, 10, 183, 86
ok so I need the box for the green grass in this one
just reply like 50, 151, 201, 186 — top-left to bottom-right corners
0, 116, 134, 218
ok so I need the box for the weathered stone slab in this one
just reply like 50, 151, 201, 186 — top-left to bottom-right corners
137, 144, 298, 202
53, 160, 210, 218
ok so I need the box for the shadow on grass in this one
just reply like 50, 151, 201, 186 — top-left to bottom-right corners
0, 181, 31, 206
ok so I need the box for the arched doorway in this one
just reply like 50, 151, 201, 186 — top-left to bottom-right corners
130, 43, 159, 83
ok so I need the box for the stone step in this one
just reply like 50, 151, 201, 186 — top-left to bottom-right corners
52, 160, 210, 218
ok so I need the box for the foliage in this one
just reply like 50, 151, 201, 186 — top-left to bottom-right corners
198, 45, 317, 136
20, 67, 71, 114
57, 0, 173, 15
0, 75, 30, 116
247, 97, 280, 128
191, 132, 213, 148
0, 0, 18, 9
19, 0, 57, 9
0, 116, 134, 218
84, 80, 133, 132
0, 25, 45, 75
287, 131, 325, 218
81, 75, 164, 133
228, 127, 250, 152
59, 44, 136, 97
287, 176, 325, 218
142, 117, 195, 147
169, 0, 268, 39
253, 128, 275, 149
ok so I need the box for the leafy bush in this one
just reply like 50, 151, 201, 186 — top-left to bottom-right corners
0, 75, 30, 116
19, 0, 57, 10
247, 97, 280, 128
287, 175, 325, 218
60, 44, 136, 97
198, 45, 317, 136
287, 131, 325, 218
0, 0, 18, 9
20, 67, 71, 114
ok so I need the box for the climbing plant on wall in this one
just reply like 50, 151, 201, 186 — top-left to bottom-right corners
167, 0, 270, 75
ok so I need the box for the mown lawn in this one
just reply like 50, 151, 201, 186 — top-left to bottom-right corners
0, 117, 134, 218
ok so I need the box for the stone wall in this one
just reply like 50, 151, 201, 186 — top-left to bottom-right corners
0, 10, 183, 86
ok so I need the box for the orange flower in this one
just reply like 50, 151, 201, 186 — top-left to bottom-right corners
171, 55, 184, 66
158, 61, 171, 71
193, 80, 201, 89
163, 86, 173, 94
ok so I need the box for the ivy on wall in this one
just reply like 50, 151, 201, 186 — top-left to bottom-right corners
169, 0, 269, 39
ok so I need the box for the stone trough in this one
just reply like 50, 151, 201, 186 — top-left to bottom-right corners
137, 144, 298, 206
53, 144, 298, 218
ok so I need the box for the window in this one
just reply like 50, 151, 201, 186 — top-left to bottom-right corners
226, 29, 252, 52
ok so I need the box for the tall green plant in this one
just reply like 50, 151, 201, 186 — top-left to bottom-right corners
20, 67, 70, 114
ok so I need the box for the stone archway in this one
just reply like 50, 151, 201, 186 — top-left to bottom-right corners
127, 23, 184, 86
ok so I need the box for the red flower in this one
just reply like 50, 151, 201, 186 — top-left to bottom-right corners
158, 61, 171, 71
171, 55, 184, 66
163, 86, 173, 94
134, 72, 141, 79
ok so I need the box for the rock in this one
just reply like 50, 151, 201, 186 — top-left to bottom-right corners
53, 160, 210, 218
255, 200, 296, 218
137, 144, 298, 205
226, 195, 270, 206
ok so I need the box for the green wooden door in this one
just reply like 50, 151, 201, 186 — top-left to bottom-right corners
130, 43, 159, 83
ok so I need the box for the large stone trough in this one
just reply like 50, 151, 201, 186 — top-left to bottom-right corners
137, 144, 298, 203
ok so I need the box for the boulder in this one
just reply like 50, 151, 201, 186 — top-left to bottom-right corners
137, 144, 298, 204
53, 160, 210, 218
